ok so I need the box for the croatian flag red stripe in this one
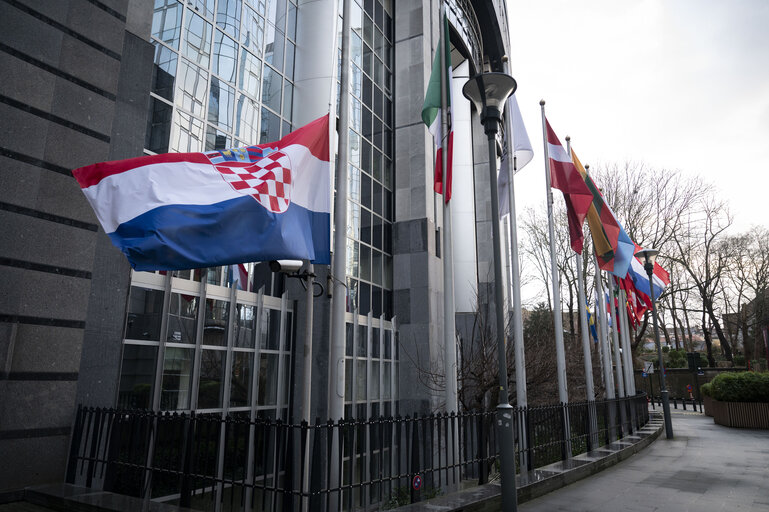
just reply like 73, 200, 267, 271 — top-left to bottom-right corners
73, 114, 331, 271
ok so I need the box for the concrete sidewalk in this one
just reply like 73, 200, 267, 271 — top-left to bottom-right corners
520, 409, 769, 511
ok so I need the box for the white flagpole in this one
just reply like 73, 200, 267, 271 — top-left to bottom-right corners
540, 101, 571, 456
607, 275, 628, 435
619, 288, 636, 395
439, 4, 458, 417
595, 264, 615, 399
328, 0, 352, 507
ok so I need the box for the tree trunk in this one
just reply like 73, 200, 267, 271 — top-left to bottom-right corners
684, 308, 694, 352
704, 297, 733, 361
670, 293, 682, 350
702, 308, 716, 367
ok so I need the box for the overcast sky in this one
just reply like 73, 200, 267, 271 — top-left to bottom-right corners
503, 0, 769, 304
507, 0, 769, 234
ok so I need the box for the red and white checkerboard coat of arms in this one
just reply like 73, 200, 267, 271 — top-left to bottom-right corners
208, 149, 292, 213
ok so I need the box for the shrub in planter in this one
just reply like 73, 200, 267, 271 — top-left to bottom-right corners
708, 372, 769, 403
700, 382, 712, 397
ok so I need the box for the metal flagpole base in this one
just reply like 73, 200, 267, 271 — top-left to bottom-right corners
496, 403, 518, 512
660, 390, 674, 438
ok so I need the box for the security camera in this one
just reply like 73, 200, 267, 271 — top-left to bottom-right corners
269, 259, 304, 274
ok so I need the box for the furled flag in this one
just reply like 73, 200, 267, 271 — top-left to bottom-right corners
586, 301, 599, 343
627, 243, 670, 306
498, 95, 534, 218
571, 150, 634, 278
421, 14, 453, 203
545, 120, 594, 253
73, 114, 332, 271
229, 263, 249, 291
616, 274, 647, 328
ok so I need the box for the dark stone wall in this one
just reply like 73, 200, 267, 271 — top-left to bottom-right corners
0, 0, 152, 493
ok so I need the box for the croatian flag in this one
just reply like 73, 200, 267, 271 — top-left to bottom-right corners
73, 115, 331, 271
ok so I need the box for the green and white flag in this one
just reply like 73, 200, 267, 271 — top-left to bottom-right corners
421, 14, 453, 203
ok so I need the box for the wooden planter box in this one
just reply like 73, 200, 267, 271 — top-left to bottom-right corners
703, 396, 713, 417
710, 399, 769, 429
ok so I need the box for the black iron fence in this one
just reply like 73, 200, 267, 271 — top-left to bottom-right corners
66, 394, 648, 511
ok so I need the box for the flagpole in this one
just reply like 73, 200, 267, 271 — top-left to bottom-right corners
618, 288, 636, 395
540, 101, 571, 456
595, 263, 615, 399
328, 0, 352, 507
607, 275, 628, 435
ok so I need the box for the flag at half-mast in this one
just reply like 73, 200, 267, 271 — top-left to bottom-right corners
73, 114, 332, 271
571, 150, 634, 278
545, 119, 593, 253
421, 14, 453, 202
498, 95, 534, 218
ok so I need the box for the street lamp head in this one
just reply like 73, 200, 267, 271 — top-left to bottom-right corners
634, 247, 659, 272
462, 72, 517, 135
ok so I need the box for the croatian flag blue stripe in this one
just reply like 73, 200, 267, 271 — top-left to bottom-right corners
74, 114, 331, 270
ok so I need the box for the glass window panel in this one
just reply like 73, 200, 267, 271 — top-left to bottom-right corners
285, 311, 293, 350
206, 266, 223, 285
234, 93, 259, 143
265, 0, 284, 28
145, 97, 172, 154
364, 0, 373, 16
208, 77, 234, 130
350, 0, 362, 35
345, 323, 354, 356
230, 351, 253, 407
359, 245, 371, 282
152, 0, 183, 49
384, 330, 392, 359
383, 222, 392, 253
362, 107, 372, 140
371, 361, 380, 399
151, 43, 177, 101
239, 49, 262, 98
205, 124, 230, 150
383, 361, 391, 399
160, 347, 194, 410
372, 149, 381, 182
203, 298, 229, 346
261, 65, 282, 113
346, 239, 359, 280
363, 12, 373, 47
351, 96, 361, 131
359, 282, 371, 315
173, 269, 190, 280
286, 1, 296, 40
350, 31, 362, 68
175, 59, 207, 115
183, 11, 212, 67
258, 353, 279, 405
260, 308, 281, 350
362, 41, 373, 77
168, 293, 198, 343
357, 324, 367, 357
282, 354, 290, 405
234, 304, 255, 348
383, 157, 392, 190
117, 344, 157, 409
213, 30, 237, 82
347, 198, 360, 239
198, 349, 225, 408
349, 130, 360, 167
282, 79, 293, 117
372, 286, 382, 316
356, 359, 367, 401
282, 120, 291, 137
372, 249, 382, 285
346, 277, 358, 312
189, 0, 214, 19
371, 327, 380, 358
374, 85, 383, 120
383, 97, 392, 127
242, 6, 265, 57
373, 182, 382, 216
359, 207, 371, 245
259, 106, 281, 144
383, 289, 392, 318
344, 358, 353, 401
216, 0, 241, 39
383, 255, 392, 290
263, 23, 284, 72
375, 27, 384, 60
126, 286, 164, 341
361, 140, 371, 174
284, 40, 295, 80
374, 118, 383, 150
360, 173, 372, 209
173, 111, 205, 152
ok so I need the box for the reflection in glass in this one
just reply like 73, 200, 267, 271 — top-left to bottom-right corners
188, 0, 214, 19
161, 347, 194, 410
259, 106, 280, 144
233, 304, 255, 348
242, 6, 265, 57
205, 124, 230, 150
216, 0, 241, 39
145, 97, 172, 154
263, 23, 285, 72
198, 349, 225, 408
208, 78, 234, 130
173, 111, 205, 152
284, 40, 295, 80
213, 30, 237, 82
239, 50, 262, 98
151, 43, 177, 101
117, 345, 157, 409
230, 351, 253, 407
167, 293, 198, 343
235, 93, 259, 144
259, 309, 282, 350
282, 80, 293, 119
176, 60, 208, 115
356, 359, 367, 401
152, 0, 182, 49
126, 286, 164, 341
258, 353, 278, 405
203, 298, 229, 346
261, 65, 282, 113
183, 12, 212, 67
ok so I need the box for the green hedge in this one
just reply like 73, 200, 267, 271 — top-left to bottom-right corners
708, 372, 769, 403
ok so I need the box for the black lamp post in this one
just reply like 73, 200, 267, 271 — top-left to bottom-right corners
635, 248, 674, 439
463, 72, 518, 512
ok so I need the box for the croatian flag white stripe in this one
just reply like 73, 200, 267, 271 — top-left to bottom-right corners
83, 144, 329, 233
628, 257, 667, 300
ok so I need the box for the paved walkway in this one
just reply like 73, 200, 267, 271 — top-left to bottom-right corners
520, 409, 769, 511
